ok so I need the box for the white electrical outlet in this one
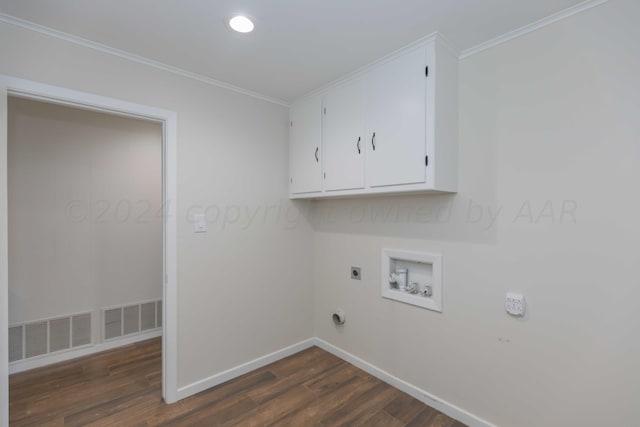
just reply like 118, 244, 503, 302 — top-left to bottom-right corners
505, 293, 525, 316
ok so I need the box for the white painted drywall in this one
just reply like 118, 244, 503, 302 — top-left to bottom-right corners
3, 0, 638, 425
0, 22, 315, 388
8, 97, 162, 329
313, 0, 640, 426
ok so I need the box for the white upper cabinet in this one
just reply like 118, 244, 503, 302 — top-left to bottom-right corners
366, 46, 426, 188
322, 78, 365, 191
289, 34, 458, 199
289, 95, 322, 194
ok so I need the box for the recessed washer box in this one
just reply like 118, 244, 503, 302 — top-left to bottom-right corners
381, 249, 442, 312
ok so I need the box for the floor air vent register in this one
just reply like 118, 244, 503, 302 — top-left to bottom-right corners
103, 300, 162, 341
8, 299, 162, 363
9, 313, 91, 362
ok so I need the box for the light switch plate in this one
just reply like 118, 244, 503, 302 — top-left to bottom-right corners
505, 293, 525, 316
194, 214, 207, 233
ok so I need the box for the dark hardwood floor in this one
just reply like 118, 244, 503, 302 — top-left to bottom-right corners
9, 338, 466, 426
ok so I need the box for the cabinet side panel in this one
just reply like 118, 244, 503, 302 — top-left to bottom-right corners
433, 40, 459, 191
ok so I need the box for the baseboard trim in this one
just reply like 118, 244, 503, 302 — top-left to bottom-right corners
175, 338, 316, 401
9, 329, 162, 374
312, 338, 496, 427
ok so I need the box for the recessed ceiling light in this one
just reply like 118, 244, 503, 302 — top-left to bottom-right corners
229, 15, 254, 33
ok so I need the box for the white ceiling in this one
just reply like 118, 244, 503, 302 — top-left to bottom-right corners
0, 0, 587, 103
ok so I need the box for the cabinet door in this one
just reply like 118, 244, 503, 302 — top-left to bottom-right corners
366, 47, 427, 187
323, 79, 365, 191
289, 96, 322, 194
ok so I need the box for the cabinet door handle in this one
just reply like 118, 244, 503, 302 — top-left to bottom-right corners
371, 132, 376, 151
357, 137, 361, 154
315, 147, 319, 162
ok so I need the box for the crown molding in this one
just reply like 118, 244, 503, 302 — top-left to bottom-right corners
294, 0, 609, 104
1, 0, 610, 107
460, 0, 609, 59
0, 13, 290, 107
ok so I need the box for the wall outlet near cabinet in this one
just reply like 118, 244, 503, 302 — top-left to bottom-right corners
505, 293, 525, 316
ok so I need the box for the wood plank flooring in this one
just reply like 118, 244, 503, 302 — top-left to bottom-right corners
9, 338, 467, 426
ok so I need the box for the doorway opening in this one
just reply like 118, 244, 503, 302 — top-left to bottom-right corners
8, 96, 163, 370
0, 77, 178, 425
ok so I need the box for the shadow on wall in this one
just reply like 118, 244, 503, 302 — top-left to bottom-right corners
304, 194, 498, 244
213, 194, 503, 245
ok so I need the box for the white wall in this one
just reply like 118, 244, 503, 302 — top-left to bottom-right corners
3, 1, 638, 425
313, 1, 640, 426
0, 20, 314, 388
8, 97, 162, 329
